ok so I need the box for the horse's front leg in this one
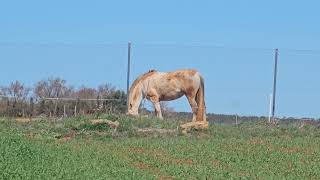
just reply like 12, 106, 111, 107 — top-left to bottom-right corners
150, 96, 163, 119
154, 102, 163, 119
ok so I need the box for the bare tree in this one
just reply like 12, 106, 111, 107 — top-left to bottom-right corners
0, 77, 127, 117
98, 83, 116, 98
1, 81, 31, 116
34, 77, 73, 116
0, 87, 5, 96
0, 86, 7, 115
76, 86, 98, 114
77, 86, 97, 99
4, 81, 31, 101
34, 77, 71, 98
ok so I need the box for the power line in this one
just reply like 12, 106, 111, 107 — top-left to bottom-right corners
1, 41, 320, 54
135, 43, 275, 51
279, 49, 320, 55
0, 42, 128, 48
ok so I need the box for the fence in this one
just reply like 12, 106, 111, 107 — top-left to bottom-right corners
0, 42, 319, 119
0, 96, 126, 118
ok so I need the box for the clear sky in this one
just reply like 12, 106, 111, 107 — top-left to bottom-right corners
0, 0, 319, 118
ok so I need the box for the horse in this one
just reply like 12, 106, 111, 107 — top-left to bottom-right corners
127, 69, 206, 122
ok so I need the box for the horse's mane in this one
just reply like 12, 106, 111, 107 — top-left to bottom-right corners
130, 69, 157, 92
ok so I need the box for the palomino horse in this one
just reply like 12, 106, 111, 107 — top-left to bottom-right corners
127, 69, 207, 123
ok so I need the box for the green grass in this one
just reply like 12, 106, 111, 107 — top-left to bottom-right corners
0, 115, 320, 179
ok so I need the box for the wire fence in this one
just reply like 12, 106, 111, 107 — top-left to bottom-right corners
0, 42, 320, 120
0, 95, 126, 118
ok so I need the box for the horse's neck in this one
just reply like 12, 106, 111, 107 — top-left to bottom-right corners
140, 81, 149, 94
139, 72, 162, 94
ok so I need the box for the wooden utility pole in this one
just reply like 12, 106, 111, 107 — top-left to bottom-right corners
271, 48, 279, 121
268, 94, 272, 123
126, 42, 131, 111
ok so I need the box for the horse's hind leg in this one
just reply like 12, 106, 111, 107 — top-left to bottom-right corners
186, 95, 198, 122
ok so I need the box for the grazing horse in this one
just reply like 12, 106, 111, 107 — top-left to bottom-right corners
127, 69, 206, 122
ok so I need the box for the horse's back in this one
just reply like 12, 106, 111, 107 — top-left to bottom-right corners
148, 69, 201, 98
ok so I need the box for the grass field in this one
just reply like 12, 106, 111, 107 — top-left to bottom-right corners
0, 115, 320, 179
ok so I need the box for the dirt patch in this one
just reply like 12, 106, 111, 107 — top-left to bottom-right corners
212, 159, 222, 167
176, 145, 193, 152
247, 138, 276, 152
130, 147, 148, 154
131, 158, 176, 178
267, 146, 314, 155
16, 118, 32, 123
133, 162, 148, 170
110, 147, 163, 176
172, 158, 195, 166
129, 146, 197, 167
287, 162, 294, 171
279, 146, 311, 154
129, 147, 168, 159
238, 171, 250, 177
25, 132, 35, 139
248, 138, 266, 145
158, 176, 175, 180
132, 161, 166, 177
56, 130, 79, 142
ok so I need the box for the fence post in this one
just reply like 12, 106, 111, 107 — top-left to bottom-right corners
6, 98, 9, 115
74, 105, 77, 117
54, 99, 58, 117
96, 95, 100, 110
13, 98, 17, 117
76, 98, 80, 116
235, 114, 238, 126
30, 97, 34, 119
63, 105, 66, 117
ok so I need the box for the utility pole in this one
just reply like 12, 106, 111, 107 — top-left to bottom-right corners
271, 48, 279, 121
126, 42, 131, 111
268, 93, 272, 123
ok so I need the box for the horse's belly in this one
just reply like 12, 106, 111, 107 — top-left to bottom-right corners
154, 78, 186, 101
160, 90, 184, 101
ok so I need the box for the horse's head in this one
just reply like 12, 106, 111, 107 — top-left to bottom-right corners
127, 83, 144, 116
127, 98, 141, 117
127, 70, 156, 116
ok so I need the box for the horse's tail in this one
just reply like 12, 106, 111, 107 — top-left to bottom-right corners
195, 74, 206, 122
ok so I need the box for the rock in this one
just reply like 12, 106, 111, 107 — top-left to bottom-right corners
180, 121, 209, 134
90, 119, 120, 130
136, 128, 177, 134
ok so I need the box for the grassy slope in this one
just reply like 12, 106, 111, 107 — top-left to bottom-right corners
0, 115, 320, 179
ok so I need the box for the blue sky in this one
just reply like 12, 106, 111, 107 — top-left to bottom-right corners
0, 0, 319, 118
